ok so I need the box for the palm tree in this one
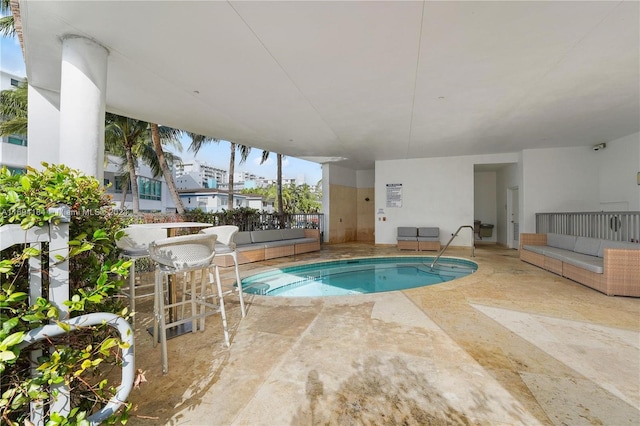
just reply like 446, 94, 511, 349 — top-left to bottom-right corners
260, 151, 286, 213
104, 114, 149, 213
106, 115, 184, 213
276, 153, 284, 214
230, 143, 252, 209
150, 123, 186, 214
187, 133, 251, 210
0, 79, 27, 136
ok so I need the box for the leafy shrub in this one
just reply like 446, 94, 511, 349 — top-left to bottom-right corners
184, 207, 261, 231
0, 164, 133, 425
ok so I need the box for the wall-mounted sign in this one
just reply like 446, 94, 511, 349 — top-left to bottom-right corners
386, 183, 402, 208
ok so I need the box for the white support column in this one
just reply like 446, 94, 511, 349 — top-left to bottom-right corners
59, 35, 108, 179
27, 85, 60, 169
321, 163, 330, 243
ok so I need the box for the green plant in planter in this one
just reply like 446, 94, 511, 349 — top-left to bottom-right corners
0, 163, 134, 425
184, 207, 261, 231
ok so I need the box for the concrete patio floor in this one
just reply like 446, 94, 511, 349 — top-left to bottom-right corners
126, 242, 639, 425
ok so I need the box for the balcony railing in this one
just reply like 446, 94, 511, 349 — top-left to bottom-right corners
536, 211, 640, 243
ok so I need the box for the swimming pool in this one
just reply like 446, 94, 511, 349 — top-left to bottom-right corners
242, 257, 477, 297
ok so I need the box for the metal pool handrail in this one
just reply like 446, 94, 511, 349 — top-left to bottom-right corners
430, 225, 475, 270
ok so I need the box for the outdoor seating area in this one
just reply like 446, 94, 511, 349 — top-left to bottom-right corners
396, 226, 441, 251
124, 243, 640, 425
221, 228, 322, 266
4, 215, 639, 425
520, 233, 640, 297
114, 224, 321, 371
115, 223, 250, 374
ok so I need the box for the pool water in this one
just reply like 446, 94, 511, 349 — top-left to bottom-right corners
242, 257, 477, 297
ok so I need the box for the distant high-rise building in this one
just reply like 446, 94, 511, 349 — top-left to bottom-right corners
174, 160, 227, 188
174, 158, 298, 193
234, 171, 264, 182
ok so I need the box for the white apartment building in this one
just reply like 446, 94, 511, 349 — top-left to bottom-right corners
177, 159, 300, 198
174, 160, 227, 188
104, 155, 177, 213
216, 180, 254, 192
179, 189, 274, 213
0, 70, 28, 173
234, 170, 264, 183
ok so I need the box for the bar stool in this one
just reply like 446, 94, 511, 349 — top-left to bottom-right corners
199, 226, 246, 317
149, 233, 230, 374
115, 226, 168, 315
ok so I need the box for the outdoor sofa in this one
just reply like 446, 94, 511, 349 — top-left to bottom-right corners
214, 228, 321, 267
397, 227, 441, 251
520, 233, 640, 297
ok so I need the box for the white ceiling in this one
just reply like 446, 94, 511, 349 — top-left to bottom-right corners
18, 1, 640, 170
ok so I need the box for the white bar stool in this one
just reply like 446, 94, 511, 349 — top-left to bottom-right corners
115, 226, 168, 316
149, 233, 230, 374
200, 225, 246, 317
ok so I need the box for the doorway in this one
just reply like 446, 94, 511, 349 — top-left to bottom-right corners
507, 186, 519, 249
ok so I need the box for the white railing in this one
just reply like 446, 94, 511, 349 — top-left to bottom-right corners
0, 212, 134, 425
536, 211, 640, 243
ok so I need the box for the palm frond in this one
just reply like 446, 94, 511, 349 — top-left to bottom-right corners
0, 117, 27, 136
236, 144, 251, 165
0, 0, 15, 38
157, 125, 182, 152
260, 150, 270, 165
135, 142, 162, 177
0, 15, 14, 37
0, 81, 27, 119
0, 80, 27, 136
185, 132, 219, 154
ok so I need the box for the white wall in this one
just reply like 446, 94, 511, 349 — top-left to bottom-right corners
0, 142, 28, 168
522, 147, 599, 232
474, 171, 497, 242
597, 132, 640, 211
376, 156, 473, 247
521, 133, 640, 233
329, 134, 638, 245
356, 169, 375, 188
27, 85, 60, 169
0, 71, 23, 90
375, 153, 519, 247
160, 177, 177, 213
325, 164, 358, 187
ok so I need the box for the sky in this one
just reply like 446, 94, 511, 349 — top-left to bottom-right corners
0, 23, 323, 185
0, 23, 26, 77
173, 135, 323, 185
